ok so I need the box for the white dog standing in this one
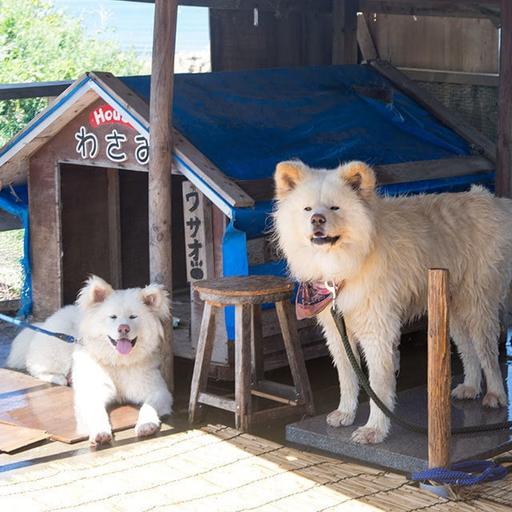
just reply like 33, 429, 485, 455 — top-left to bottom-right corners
7, 275, 173, 445
273, 160, 512, 444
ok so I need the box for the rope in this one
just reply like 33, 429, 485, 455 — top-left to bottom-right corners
330, 306, 512, 435
411, 459, 511, 486
0, 312, 76, 343
0, 311, 179, 342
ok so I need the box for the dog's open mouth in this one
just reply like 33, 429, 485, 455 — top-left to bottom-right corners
108, 336, 138, 355
311, 235, 340, 246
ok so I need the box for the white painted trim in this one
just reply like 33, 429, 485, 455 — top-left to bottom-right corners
88, 81, 150, 138
0, 76, 235, 218
174, 160, 233, 218
0, 85, 92, 168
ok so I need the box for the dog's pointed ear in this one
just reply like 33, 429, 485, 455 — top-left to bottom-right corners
274, 161, 308, 200
77, 275, 113, 309
141, 284, 171, 320
339, 161, 376, 200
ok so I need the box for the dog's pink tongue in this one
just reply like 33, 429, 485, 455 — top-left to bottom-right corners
116, 339, 133, 355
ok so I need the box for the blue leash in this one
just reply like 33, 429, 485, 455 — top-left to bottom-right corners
411, 458, 512, 486
0, 312, 76, 343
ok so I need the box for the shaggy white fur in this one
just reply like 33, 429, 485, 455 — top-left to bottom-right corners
7, 276, 173, 445
273, 160, 512, 444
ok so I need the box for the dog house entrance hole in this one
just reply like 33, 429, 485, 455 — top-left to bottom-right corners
59, 164, 187, 306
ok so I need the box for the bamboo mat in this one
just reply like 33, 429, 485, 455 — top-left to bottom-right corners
0, 369, 138, 446
0, 424, 510, 511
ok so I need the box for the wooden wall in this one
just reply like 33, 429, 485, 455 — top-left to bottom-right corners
28, 97, 190, 318
210, 9, 333, 70
209, 7, 499, 74
60, 165, 112, 305
366, 14, 499, 73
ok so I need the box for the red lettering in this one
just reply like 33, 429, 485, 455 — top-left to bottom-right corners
89, 104, 134, 129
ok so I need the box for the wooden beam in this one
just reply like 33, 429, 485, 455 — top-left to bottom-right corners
370, 60, 497, 162
0, 80, 71, 100
375, 155, 494, 184
120, 0, 501, 20
254, 379, 300, 403
360, 1, 500, 23
198, 392, 236, 412
117, 0, 333, 12
400, 67, 499, 87
427, 269, 451, 469
234, 156, 494, 202
173, 131, 254, 210
250, 388, 298, 406
148, 0, 178, 390
332, 0, 359, 65
496, 0, 512, 197
357, 13, 379, 61
88, 71, 151, 133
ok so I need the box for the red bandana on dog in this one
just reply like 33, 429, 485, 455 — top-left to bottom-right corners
295, 281, 342, 320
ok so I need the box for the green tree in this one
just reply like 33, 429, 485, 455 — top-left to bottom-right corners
0, 0, 145, 146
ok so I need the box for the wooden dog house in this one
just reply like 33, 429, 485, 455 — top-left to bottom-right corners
0, 63, 498, 377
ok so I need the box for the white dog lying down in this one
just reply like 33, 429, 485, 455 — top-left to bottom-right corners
7, 275, 173, 445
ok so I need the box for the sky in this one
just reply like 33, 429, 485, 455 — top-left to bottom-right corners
51, 0, 210, 58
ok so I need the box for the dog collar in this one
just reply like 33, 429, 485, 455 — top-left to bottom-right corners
296, 280, 342, 320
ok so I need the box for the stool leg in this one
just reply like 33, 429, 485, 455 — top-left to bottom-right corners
235, 303, 252, 431
275, 300, 315, 415
189, 302, 217, 424
250, 304, 264, 385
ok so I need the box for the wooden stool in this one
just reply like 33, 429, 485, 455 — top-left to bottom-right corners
189, 275, 315, 431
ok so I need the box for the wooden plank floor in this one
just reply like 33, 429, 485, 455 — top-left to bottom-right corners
0, 424, 511, 512
0, 369, 139, 443
0, 422, 48, 453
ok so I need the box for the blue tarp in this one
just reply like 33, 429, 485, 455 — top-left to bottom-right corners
122, 66, 492, 339
0, 185, 31, 316
122, 65, 472, 179
1, 66, 494, 323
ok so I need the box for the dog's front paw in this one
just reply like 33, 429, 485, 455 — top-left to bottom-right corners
482, 392, 507, 408
351, 426, 387, 444
136, 422, 160, 438
451, 384, 479, 400
326, 409, 356, 427
90, 430, 112, 446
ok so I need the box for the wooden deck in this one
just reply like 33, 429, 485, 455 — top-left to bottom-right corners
1, 424, 511, 512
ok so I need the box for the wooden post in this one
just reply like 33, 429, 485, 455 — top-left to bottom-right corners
497, 0, 512, 198
235, 303, 252, 431
427, 269, 451, 469
149, 0, 178, 390
106, 169, 122, 289
332, 0, 359, 65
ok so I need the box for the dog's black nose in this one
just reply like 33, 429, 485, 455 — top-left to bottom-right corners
311, 213, 326, 225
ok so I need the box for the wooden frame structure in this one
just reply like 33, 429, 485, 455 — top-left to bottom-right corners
0, 0, 509, 389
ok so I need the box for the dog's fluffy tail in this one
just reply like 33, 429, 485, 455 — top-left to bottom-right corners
6, 328, 36, 369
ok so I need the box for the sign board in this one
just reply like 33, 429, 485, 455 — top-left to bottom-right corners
70, 102, 149, 170
182, 181, 213, 282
